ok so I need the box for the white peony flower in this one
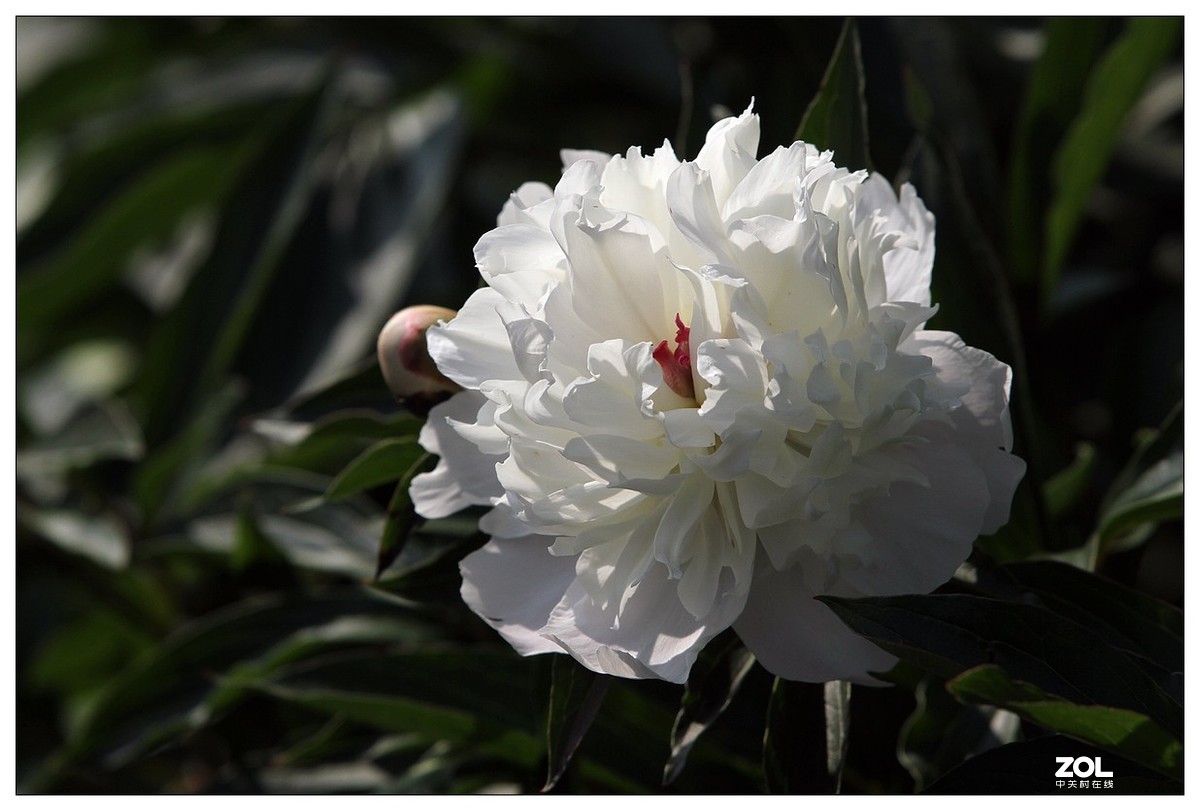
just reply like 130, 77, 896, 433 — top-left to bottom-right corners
408, 104, 1025, 684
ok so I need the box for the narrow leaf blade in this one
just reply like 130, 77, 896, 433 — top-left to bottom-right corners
544, 657, 611, 791
795, 18, 870, 169
663, 635, 755, 785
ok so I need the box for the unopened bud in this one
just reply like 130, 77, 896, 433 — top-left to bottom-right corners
377, 305, 461, 401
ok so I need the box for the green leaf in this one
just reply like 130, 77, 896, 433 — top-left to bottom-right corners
823, 680, 851, 793
288, 91, 466, 392
819, 593, 1180, 738
133, 77, 334, 446
1000, 561, 1182, 676
924, 734, 1180, 795
1041, 18, 1181, 299
261, 408, 423, 473
947, 665, 1182, 780
246, 648, 545, 769
18, 506, 131, 570
1006, 18, 1110, 285
1096, 402, 1182, 555
1097, 452, 1182, 550
325, 437, 425, 502
58, 592, 428, 770
374, 451, 436, 580
795, 18, 870, 169
898, 676, 1017, 791
277, 355, 394, 423
663, 633, 755, 785
230, 503, 289, 574
209, 615, 436, 718
18, 339, 138, 437
189, 501, 380, 580
763, 678, 848, 794
1043, 442, 1097, 519
132, 380, 244, 528
19, 100, 266, 254
16, 399, 144, 481
544, 657, 611, 791
196, 82, 336, 402
16, 146, 244, 339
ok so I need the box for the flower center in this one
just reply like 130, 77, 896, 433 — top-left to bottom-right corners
653, 314, 694, 400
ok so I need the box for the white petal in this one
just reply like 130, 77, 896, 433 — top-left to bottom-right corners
694, 104, 760, 207
426, 287, 522, 389
858, 175, 934, 307
460, 535, 575, 655
561, 148, 614, 171
561, 340, 662, 441
411, 391, 504, 519
474, 223, 566, 303
722, 142, 807, 223
734, 553, 897, 684
498, 182, 554, 229
543, 560, 748, 683
666, 162, 735, 268
561, 434, 679, 485
845, 440, 991, 595
599, 141, 681, 240
652, 473, 714, 576
909, 330, 1026, 534
562, 213, 673, 343
661, 408, 716, 448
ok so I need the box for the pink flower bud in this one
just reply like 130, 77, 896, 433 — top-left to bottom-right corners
377, 305, 460, 400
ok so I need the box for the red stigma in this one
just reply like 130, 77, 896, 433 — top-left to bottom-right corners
654, 314, 695, 400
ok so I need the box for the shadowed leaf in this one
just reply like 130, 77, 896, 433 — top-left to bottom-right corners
663, 634, 755, 785
796, 18, 870, 169
947, 665, 1182, 780
544, 657, 611, 791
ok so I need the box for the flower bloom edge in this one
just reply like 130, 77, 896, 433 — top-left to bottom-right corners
406, 105, 1026, 684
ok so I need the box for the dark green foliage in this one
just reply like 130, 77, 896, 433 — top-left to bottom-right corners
16, 17, 1182, 794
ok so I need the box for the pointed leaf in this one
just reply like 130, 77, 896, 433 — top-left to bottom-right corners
374, 451, 436, 580
16, 145, 244, 336
823, 680, 851, 793
947, 665, 1182, 780
1042, 18, 1181, 299
16, 398, 144, 478
796, 18, 870, 169
819, 593, 1180, 738
237, 648, 546, 768
134, 77, 334, 446
763, 678, 845, 794
544, 657, 611, 791
898, 676, 1017, 791
1043, 441, 1097, 519
663, 634, 755, 785
325, 437, 425, 502
1097, 402, 1182, 554
1001, 560, 1182, 675
1006, 18, 1110, 285
17, 506, 131, 570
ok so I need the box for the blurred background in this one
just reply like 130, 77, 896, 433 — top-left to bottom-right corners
15, 17, 1183, 794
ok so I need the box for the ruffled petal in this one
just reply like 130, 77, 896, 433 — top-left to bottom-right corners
542, 559, 748, 683
460, 535, 576, 655
426, 287, 523, 389
909, 330, 1026, 534
474, 223, 566, 303
410, 391, 505, 519
857, 176, 934, 308
694, 103, 760, 207
733, 554, 896, 684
